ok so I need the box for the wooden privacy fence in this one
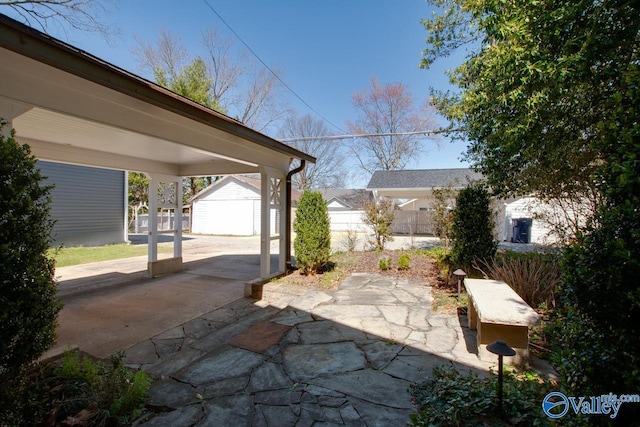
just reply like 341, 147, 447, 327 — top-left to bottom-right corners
391, 210, 435, 235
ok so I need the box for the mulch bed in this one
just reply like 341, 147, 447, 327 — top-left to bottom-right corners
277, 250, 444, 292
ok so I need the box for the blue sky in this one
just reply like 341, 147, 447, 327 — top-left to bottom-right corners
3, 0, 471, 186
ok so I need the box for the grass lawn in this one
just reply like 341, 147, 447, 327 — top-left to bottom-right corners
50, 243, 173, 267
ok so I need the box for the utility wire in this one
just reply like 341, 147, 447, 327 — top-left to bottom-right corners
280, 129, 451, 143
201, 0, 346, 133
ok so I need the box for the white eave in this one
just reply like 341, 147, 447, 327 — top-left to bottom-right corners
0, 14, 315, 177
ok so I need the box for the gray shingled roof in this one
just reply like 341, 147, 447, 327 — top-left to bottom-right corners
318, 188, 372, 209
366, 169, 483, 189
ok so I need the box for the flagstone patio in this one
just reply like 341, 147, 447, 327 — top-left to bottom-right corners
124, 273, 506, 426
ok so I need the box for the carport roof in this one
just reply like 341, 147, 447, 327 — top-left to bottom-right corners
0, 14, 315, 177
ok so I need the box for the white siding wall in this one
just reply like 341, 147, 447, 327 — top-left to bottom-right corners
191, 179, 277, 236
328, 210, 368, 232
504, 197, 552, 244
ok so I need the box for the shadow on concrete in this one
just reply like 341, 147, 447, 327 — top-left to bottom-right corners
128, 233, 195, 245
57, 253, 283, 298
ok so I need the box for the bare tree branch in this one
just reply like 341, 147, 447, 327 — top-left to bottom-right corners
1, 0, 117, 38
201, 27, 244, 108
347, 77, 439, 175
279, 113, 347, 190
133, 29, 188, 84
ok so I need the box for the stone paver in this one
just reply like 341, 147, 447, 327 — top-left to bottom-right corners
130, 273, 508, 426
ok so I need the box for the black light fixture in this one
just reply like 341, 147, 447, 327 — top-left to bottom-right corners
487, 340, 516, 415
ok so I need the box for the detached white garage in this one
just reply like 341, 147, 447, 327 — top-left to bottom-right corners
191, 175, 277, 236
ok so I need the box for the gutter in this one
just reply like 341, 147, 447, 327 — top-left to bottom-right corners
285, 160, 306, 271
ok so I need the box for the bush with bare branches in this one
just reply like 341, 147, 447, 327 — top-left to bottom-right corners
476, 251, 560, 309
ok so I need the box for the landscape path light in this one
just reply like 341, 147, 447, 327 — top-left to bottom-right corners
487, 339, 516, 415
453, 269, 466, 302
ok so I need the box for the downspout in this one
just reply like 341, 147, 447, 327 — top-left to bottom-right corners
285, 160, 306, 271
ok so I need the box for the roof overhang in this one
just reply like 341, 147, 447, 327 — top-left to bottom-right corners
0, 14, 315, 177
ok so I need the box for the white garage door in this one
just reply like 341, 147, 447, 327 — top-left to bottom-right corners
192, 199, 255, 235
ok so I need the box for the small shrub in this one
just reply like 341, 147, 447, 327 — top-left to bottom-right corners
422, 246, 453, 281
362, 198, 395, 251
340, 229, 359, 252
398, 253, 411, 270
293, 191, 331, 275
379, 256, 392, 271
54, 350, 150, 425
409, 365, 558, 426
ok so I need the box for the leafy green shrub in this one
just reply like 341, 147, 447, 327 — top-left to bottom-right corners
54, 350, 150, 425
379, 255, 392, 271
477, 250, 561, 308
0, 363, 51, 426
362, 198, 395, 251
409, 365, 558, 426
293, 190, 331, 274
554, 199, 640, 425
450, 182, 496, 271
421, 246, 452, 280
0, 121, 62, 372
398, 253, 411, 270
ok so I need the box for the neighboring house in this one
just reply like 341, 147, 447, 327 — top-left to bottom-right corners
367, 168, 483, 205
367, 169, 483, 236
317, 189, 372, 232
190, 175, 300, 236
366, 168, 567, 243
39, 161, 127, 247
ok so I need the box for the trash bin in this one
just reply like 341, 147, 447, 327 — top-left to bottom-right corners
511, 218, 532, 243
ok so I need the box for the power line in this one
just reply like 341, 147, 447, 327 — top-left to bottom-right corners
280, 129, 451, 143
200, 0, 346, 133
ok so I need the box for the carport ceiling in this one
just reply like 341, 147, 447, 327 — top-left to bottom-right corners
0, 15, 315, 177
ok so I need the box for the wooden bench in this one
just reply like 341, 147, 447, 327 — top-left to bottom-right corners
464, 278, 540, 364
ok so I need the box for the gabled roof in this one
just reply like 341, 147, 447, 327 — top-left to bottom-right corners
318, 188, 372, 209
190, 175, 301, 203
366, 169, 483, 190
0, 13, 315, 177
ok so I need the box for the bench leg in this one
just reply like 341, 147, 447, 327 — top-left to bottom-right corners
477, 322, 530, 365
468, 299, 477, 330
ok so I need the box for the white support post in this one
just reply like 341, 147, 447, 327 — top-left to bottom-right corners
278, 177, 287, 273
148, 175, 158, 264
260, 171, 271, 279
174, 177, 183, 259
260, 172, 271, 279
147, 174, 183, 278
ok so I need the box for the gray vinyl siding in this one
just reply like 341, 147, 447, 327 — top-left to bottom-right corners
38, 161, 125, 247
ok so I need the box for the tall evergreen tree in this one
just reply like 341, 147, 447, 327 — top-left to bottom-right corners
0, 121, 62, 372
